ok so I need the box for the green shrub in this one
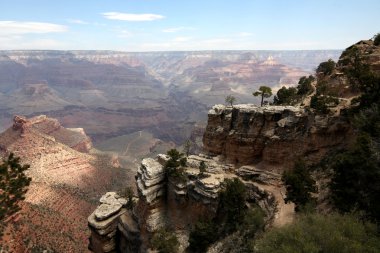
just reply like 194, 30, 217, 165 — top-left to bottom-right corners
151, 228, 179, 253
273, 86, 298, 105
188, 177, 266, 252
317, 59, 335, 75
199, 161, 207, 174
255, 213, 380, 253
218, 178, 247, 233
316, 80, 328, 95
297, 75, 315, 96
310, 95, 327, 113
165, 149, 187, 181
354, 104, 380, 137
282, 160, 317, 212
374, 33, 380, 46
310, 94, 339, 114
330, 134, 380, 222
240, 207, 265, 238
188, 219, 218, 253
118, 187, 134, 210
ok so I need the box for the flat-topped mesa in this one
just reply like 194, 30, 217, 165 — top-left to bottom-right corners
203, 104, 352, 169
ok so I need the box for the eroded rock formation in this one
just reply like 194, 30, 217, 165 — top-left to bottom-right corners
89, 153, 287, 252
203, 104, 352, 170
88, 100, 356, 252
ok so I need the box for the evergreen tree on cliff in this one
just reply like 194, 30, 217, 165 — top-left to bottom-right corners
225, 95, 237, 107
0, 153, 31, 236
253, 86, 272, 106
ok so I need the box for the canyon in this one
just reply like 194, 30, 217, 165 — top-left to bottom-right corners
87, 39, 380, 252
0, 50, 342, 252
88, 103, 353, 252
0, 50, 340, 150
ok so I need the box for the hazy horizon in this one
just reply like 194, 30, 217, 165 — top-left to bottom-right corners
0, 49, 343, 53
1, 0, 379, 51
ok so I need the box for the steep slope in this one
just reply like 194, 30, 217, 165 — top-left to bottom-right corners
0, 116, 129, 252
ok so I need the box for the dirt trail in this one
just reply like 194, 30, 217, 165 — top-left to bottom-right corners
254, 182, 295, 227
301, 81, 317, 107
233, 172, 295, 227
123, 131, 142, 156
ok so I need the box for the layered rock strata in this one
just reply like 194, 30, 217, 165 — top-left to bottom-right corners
89, 102, 356, 252
0, 115, 120, 252
11, 114, 93, 152
203, 104, 352, 169
89, 153, 285, 252
88, 192, 140, 253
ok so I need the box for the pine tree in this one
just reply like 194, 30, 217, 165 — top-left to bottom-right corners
253, 86, 272, 106
0, 153, 31, 236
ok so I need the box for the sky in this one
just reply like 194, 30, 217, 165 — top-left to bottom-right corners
0, 0, 379, 51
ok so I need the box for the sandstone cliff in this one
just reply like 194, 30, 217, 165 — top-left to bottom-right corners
203, 104, 352, 170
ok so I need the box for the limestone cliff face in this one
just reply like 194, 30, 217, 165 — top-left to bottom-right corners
203, 104, 352, 169
88, 153, 284, 252
88, 192, 140, 253
133, 154, 227, 252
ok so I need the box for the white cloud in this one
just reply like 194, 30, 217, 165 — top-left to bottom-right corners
173, 36, 192, 42
163, 27, 184, 33
238, 32, 253, 37
118, 30, 133, 38
0, 21, 67, 35
102, 12, 165, 21
162, 27, 195, 33
67, 19, 89, 25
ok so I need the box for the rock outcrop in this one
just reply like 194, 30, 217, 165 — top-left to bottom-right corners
88, 192, 139, 253
9, 114, 93, 152
88, 103, 354, 252
89, 153, 286, 252
203, 104, 352, 169
30, 115, 93, 153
